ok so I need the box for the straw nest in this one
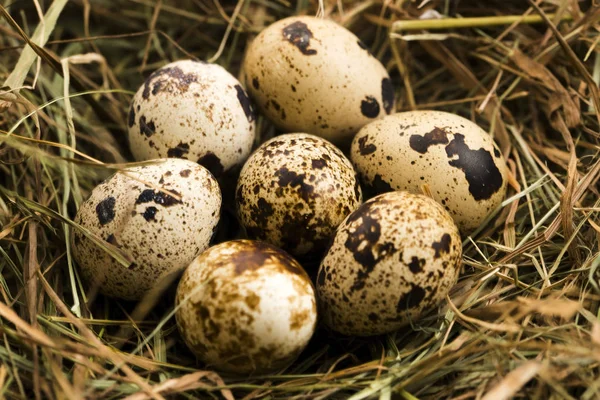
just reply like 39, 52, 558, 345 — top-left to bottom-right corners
1, 1, 599, 399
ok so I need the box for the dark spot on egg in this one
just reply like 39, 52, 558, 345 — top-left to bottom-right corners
142, 65, 198, 100
235, 84, 255, 123
153, 190, 182, 207
268, 99, 286, 121
128, 105, 136, 127
96, 197, 116, 225
290, 309, 311, 330
311, 158, 327, 169
247, 197, 274, 230
143, 206, 158, 221
381, 78, 395, 114
368, 312, 379, 322
282, 21, 317, 55
136, 189, 181, 207
357, 135, 376, 155
344, 202, 396, 291
198, 152, 225, 177
167, 142, 190, 158
409, 127, 450, 154
139, 116, 156, 137
252, 77, 260, 90
360, 96, 380, 118
396, 284, 426, 311
244, 292, 261, 310
432, 233, 452, 258
275, 167, 315, 202
445, 133, 503, 200
231, 247, 272, 275
408, 256, 425, 273
494, 147, 501, 158
180, 169, 191, 178
136, 189, 155, 204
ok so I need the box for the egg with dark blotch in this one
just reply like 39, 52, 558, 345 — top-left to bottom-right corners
236, 133, 362, 257
350, 110, 508, 233
243, 16, 395, 144
128, 60, 256, 177
175, 240, 317, 375
71, 159, 221, 300
316, 191, 462, 336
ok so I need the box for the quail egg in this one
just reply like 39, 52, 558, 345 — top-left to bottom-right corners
317, 191, 462, 336
128, 60, 256, 176
243, 16, 395, 144
236, 133, 362, 257
71, 159, 221, 300
176, 240, 317, 374
350, 110, 508, 233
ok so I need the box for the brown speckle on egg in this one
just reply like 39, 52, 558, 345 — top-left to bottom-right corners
316, 191, 462, 336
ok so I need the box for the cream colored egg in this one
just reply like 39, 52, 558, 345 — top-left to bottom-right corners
350, 110, 508, 233
243, 16, 395, 144
128, 60, 256, 176
317, 191, 462, 336
175, 240, 317, 374
236, 133, 362, 257
71, 159, 221, 300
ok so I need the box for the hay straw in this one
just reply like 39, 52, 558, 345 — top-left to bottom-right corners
1, 0, 599, 398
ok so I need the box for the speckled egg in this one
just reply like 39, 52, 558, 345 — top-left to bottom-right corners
350, 111, 508, 233
175, 240, 317, 374
128, 60, 256, 177
317, 191, 462, 336
236, 133, 362, 257
71, 159, 221, 300
243, 16, 395, 144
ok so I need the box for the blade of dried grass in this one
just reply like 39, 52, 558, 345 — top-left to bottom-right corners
0, 0, 68, 108
529, 0, 600, 126
36, 271, 165, 400
481, 360, 542, 400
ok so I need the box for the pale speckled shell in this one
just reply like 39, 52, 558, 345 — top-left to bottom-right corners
71, 159, 221, 300
243, 16, 395, 144
236, 133, 362, 256
350, 111, 508, 233
317, 191, 462, 336
128, 60, 256, 176
175, 240, 317, 374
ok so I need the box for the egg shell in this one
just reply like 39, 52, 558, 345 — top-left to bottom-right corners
316, 191, 462, 336
128, 60, 256, 177
350, 110, 508, 233
243, 16, 395, 144
236, 133, 362, 257
175, 240, 317, 374
71, 159, 221, 300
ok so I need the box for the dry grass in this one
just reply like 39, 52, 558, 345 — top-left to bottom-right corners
1, 0, 600, 398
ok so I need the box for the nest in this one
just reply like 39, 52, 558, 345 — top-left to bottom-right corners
0, 0, 599, 398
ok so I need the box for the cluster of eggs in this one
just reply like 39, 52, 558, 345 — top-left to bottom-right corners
71, 16, 508, 374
